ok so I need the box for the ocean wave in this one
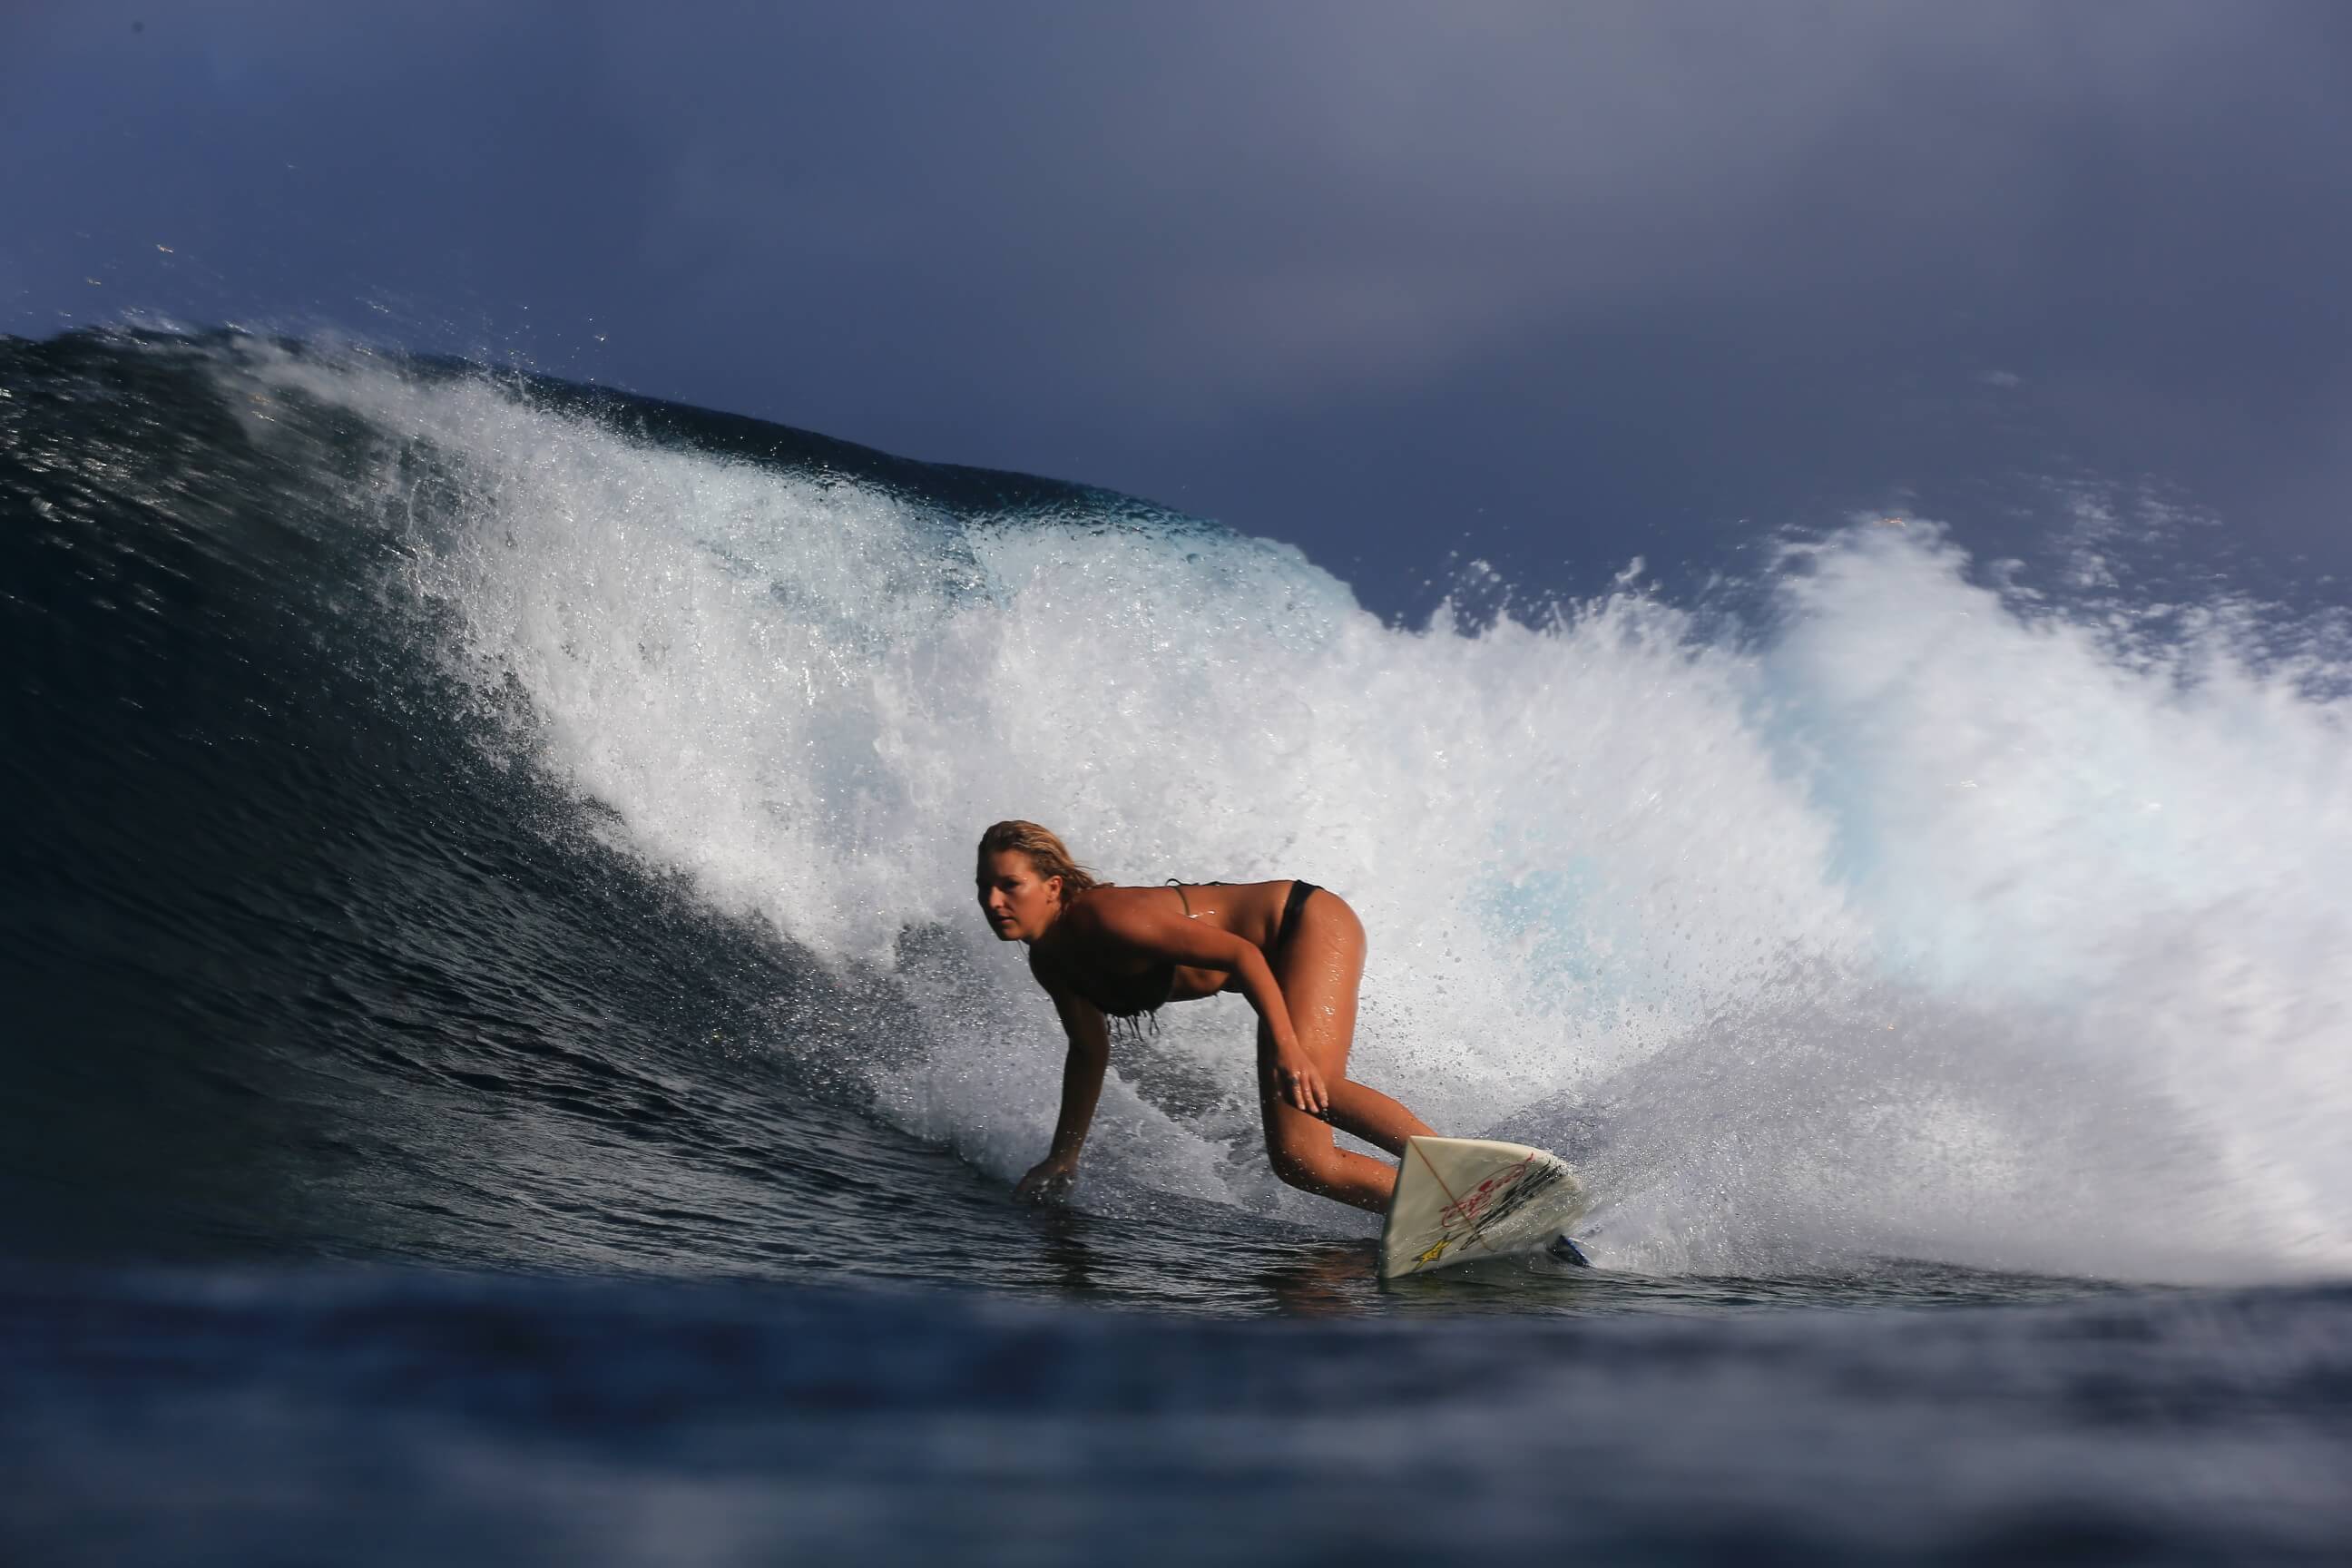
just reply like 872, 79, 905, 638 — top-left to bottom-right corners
5, 329, 2345, 1286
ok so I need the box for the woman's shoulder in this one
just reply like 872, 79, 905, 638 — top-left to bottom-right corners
1029, 896, 1115, 982
1042, 888, 1122, 943
1071, 882, 1160, 915
1054, 884, 1164, 944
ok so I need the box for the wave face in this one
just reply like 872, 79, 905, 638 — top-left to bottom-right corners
3, 329, 2346, 1289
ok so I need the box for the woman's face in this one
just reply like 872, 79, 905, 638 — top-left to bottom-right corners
976, 849, 1064, 943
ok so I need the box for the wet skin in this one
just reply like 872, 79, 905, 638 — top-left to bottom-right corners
978, 850, 1435, 1214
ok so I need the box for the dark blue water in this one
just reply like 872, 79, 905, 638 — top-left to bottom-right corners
3, 328, 2347, 1563
5, 1265, 2347, 1566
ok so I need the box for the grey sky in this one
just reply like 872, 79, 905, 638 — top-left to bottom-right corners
6, 2, 2348, 614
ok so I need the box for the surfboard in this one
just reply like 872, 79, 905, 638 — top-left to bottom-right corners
1377, 1135, 1590, 1279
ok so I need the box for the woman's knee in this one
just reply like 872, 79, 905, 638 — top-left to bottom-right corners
1265, 1132, 1343, 1192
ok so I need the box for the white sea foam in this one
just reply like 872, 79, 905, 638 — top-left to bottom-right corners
249, 349, 2352, 1284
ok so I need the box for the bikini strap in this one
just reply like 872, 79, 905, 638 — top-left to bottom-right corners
1165, 877, 1193, 917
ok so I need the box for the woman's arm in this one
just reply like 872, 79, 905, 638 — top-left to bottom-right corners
1014, 967, 1112, 1202
1083, 900, 1330, 1116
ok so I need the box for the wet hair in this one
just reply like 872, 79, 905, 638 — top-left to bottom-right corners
975, 820, 1102, 905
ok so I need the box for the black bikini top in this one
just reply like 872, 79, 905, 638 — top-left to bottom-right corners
1068, 878, 1319, 1039
1073, 880, 1213, 1034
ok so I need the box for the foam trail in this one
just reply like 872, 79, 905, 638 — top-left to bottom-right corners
243, 349, 2351, 1283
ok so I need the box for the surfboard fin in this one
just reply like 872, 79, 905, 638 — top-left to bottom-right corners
1546, 1233, 1593, 1268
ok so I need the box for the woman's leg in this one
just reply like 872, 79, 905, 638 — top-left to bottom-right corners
1259, 891, 1436, 1214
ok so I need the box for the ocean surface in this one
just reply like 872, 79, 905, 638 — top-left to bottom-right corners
2, 328, 2347, 1563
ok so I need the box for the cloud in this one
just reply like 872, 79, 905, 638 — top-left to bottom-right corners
11, 0, 2350, 599
570, 1, 2347, 425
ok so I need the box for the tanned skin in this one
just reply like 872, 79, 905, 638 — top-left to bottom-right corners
979, 850, 1435, 1214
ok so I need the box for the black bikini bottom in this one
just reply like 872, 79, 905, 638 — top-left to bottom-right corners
1275, 879, 1323, 951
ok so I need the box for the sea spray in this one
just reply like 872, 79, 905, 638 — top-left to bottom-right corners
233, 343, 2351, 1283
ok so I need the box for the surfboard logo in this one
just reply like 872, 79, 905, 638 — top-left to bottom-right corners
1439, 1155, 1536, 1227
1380, 1137, 1585, 1279
1440, 1157, 1570, 1244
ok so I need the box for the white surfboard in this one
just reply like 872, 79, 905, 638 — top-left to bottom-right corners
1378, 1135, 1590, 1279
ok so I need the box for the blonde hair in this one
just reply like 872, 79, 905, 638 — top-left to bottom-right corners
975, 820, 1101, 904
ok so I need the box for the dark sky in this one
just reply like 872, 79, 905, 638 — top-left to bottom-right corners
6, 2, 2348, 616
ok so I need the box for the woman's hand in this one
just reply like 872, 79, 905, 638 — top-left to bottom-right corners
1269, 1044, 1329, 1118
1014, 1156, 1079, 1204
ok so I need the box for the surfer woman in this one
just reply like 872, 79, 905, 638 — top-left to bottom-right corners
976, 819, 1436, 1214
